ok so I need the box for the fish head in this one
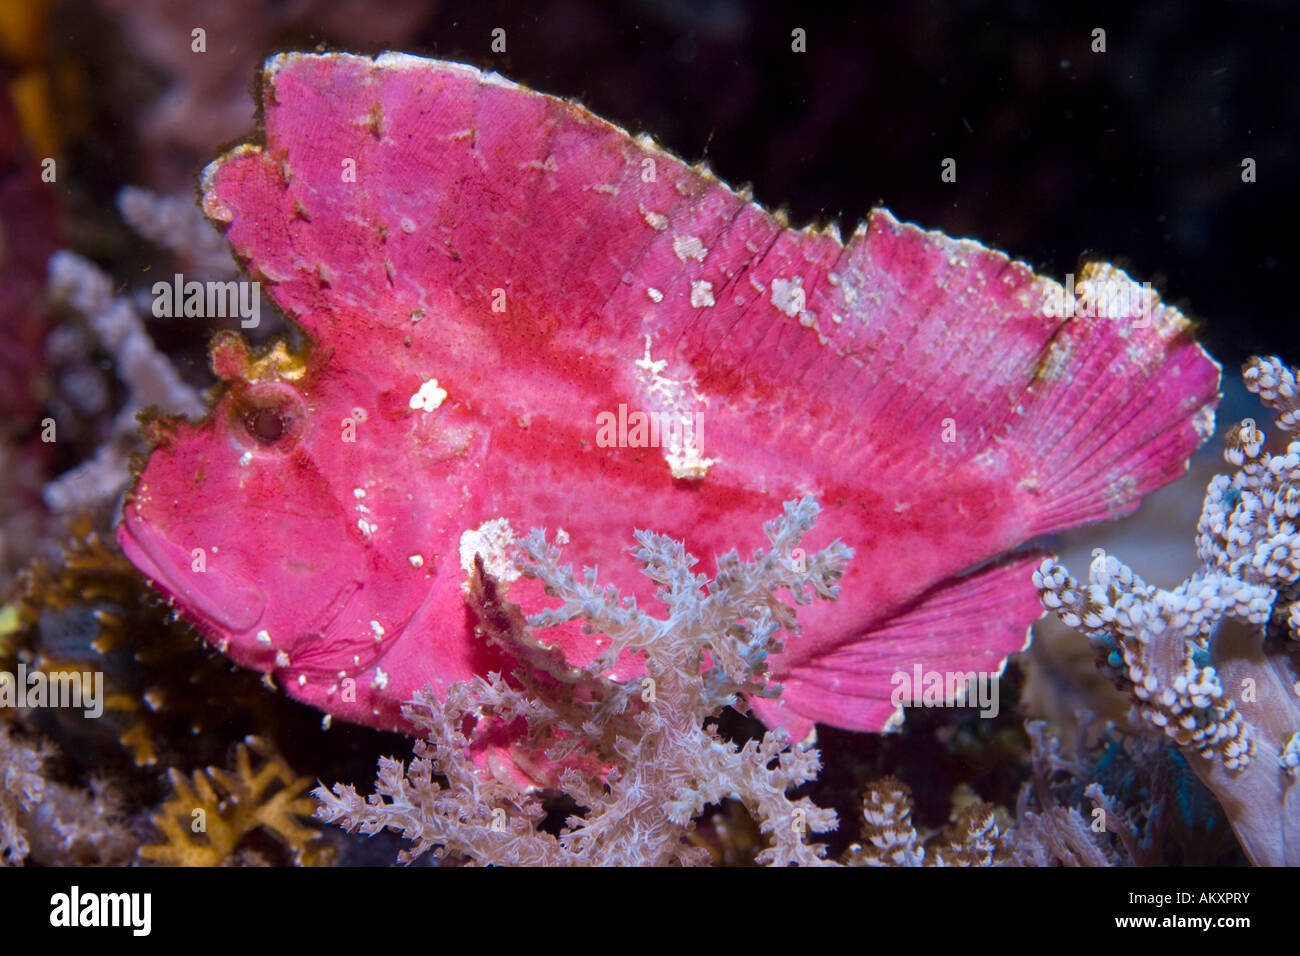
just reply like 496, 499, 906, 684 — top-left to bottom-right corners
118, 328, 507, 730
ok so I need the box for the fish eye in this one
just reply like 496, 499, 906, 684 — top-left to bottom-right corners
246, 406, 287, 444
227, 381, 307, 453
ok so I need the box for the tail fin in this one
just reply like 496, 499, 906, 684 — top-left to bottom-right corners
1010, 263, 1220, 535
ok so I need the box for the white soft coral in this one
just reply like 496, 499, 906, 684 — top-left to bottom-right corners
315, 496, 852, 866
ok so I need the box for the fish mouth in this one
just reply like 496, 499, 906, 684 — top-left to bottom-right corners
117, 510, 268, 635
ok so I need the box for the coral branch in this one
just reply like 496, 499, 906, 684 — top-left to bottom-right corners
140, 736, 329, 866
1, 722, 135, 866
44, 250, 203, 512
1035, 356, 1300, 864
315, 497, 850, 866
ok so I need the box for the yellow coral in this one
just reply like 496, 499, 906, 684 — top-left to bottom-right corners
140, 737, 331, 866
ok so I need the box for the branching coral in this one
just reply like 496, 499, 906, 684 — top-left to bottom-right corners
18, 773, 137, 866
1004, 716, 1241, 865
842, 776, 926, 866
839, 715, 1236, 867
1035, 355, 1300, 865
141, 736, 330, 866
315, 497, 851, 866
1004, 720, 1134, 866
0, 720, 46, 864
1, 721, 135, 866
44, 249, 203, 513
929, 802, 1009, 866
840, 775, 1010, 866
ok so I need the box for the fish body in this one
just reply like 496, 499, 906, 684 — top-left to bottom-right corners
119, 53, 1220, 744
